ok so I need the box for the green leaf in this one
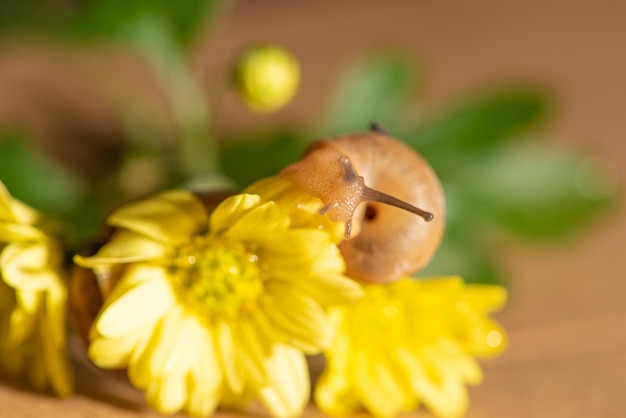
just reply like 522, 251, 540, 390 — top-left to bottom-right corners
320, 53, 417, 136
220, 131, 306, 188
70, 0, 218, 46
408, 87, 550, 170
456, 142, 615, 240
0, 0, 220, 48
0, 132, 85, 216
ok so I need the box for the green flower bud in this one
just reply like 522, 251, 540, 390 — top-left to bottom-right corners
233, 45, 300, 113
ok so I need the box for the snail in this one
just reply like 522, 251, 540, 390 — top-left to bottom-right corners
279, 126, 445, 284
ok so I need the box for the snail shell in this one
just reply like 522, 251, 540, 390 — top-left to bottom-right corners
280, 131, 445, 284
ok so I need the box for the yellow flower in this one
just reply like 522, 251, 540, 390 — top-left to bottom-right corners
0, 182, 74, 397
315, 276, 507, 418
75, 177, 362, 417
233, 44, 300, 113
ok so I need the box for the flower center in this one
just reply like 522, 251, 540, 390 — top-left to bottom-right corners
170, 237, 263, 322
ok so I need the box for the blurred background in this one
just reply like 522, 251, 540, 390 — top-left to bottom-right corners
0, 0, 624, 417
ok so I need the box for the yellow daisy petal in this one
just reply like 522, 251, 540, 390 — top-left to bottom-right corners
396, 347, 468, 418
463, 284, 508, 313
463, 317, 508, 357
39, 314, 74, 397
262, 282, 333, 353
130, 306, 186, 387
155, 314, 218, 415
186, 323, 222, 417
315, 368, 361, 417
245, 177, 343, 237
187, 384, 220, 418
410, 276, 464, 306
90, 328, 148, 369
223, 201, 290, 242
6, 294, 39, 346
262, 230, 345, 279
237, 319, 272, 387
280, 272, 363, 307
44, 280, 67, 347
108, 189, 207, 245
354, 349, 412, 418
144, 315, 208, 414
258, 344, 309, 418
0, 182, 38, 224
95, 271, 174, 338
96, 263, 162, 310
216, 320, 245, 394
410, 351, 469, 418
146, 371, 187, 414
75, 230, 169, 267
0, 222, 44, 242
243, 177, 292, 201
0, 242, 59, 291
0, 182, 15, 221
209, 193, 262, 234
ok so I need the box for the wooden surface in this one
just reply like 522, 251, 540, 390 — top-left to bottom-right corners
1, 0, 625, 417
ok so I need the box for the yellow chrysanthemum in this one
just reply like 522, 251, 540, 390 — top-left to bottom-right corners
315, 276, 507, 418
0, 182, 74, 397
75, 177, 363, 418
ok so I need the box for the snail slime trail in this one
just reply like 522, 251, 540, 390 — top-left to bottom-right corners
280, 131, 445, 284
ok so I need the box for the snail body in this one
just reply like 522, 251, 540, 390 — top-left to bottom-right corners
279, 131, 445, 284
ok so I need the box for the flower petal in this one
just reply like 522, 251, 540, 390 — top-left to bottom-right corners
216, 320, 244, 394
1, 242, 61, 291
315, 356, 361, 417
147, 315, 215, 414
245, 177, 346, 242
39, 313, 74, 397
262, 230, 345, 279
284, 272, 363, 307
262, 282, 333, 353
97, 263, 161, 308
463, 317, 508, 357
186, 321, 222, 417
463, 284, 508, 313
243, 177, 292, 201
209, 194, 262, 234
89, 327, 150, 369
354, 348, 414, 417
258, 344, 309, 418
0, 222, 44, 242
146, 370, 187, 414
223, 201, 289, 242
6, 292, 39, 347
419, 373, 469, 418
237, 318, 272, 387
130, 307, 185, 387
94, 268, 174, 338
45, 278, 67, 348
75, 230, 169, 267
0, 182, 38, 224
108, 190, 207, 245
